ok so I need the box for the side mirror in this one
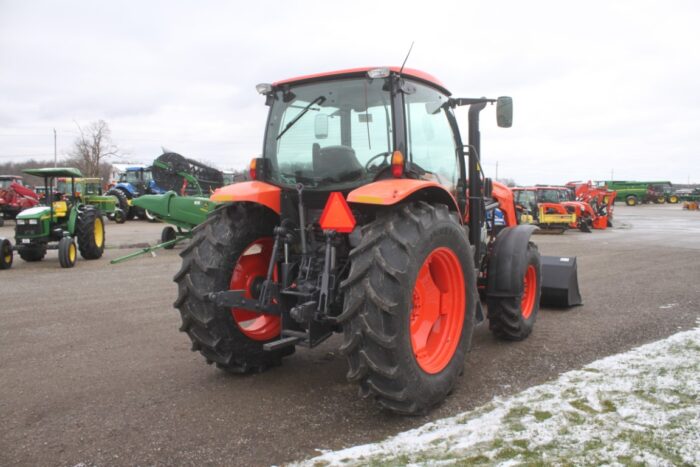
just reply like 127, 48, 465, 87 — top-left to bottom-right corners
314, 114, 329, 139
496, 96, 513, 128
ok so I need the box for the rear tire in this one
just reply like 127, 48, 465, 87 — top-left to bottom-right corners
173, 204, 292, 373
625, 195, 638, 206
76, 207, 105, 260
58, 237, 77, 268
106, 188, 129, 217
0, 238, 13, 269
668, 195, 679, 204
19, 244, 47, 262
487, 242, 541, 341
339, 202, 476, 415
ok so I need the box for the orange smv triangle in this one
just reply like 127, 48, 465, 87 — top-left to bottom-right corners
319, 192, 356, 233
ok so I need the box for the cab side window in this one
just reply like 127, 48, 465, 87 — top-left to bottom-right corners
404, 83, 458, 193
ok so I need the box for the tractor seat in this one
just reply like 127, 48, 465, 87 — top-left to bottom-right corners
312, 144, 363, 181
52, 200, 68, 217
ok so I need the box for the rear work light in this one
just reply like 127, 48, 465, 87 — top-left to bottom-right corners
391, 150, 405, 178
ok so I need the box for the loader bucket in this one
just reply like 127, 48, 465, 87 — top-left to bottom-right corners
540, 255, 582, 308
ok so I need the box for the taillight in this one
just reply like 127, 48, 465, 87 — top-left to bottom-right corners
391, 150, 404, 178
249, 158, 258, 180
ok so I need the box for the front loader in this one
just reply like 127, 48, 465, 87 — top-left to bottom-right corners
173, 67, 576, 414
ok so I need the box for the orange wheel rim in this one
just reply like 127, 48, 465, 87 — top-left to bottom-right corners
229, 237, 280, 341
410, 247, 465, 374
521, 265, 537, 319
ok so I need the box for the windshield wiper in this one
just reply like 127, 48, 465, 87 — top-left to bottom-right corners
276, 95, 326, 140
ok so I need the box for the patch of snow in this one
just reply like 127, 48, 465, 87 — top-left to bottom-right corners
659, 303, 679, 309
297, 326, 700, 466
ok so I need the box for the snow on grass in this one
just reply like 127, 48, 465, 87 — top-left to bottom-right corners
298, 326, 700, 466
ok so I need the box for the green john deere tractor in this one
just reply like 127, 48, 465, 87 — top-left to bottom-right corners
0, 168, 105, 270
56, 177, 126, 223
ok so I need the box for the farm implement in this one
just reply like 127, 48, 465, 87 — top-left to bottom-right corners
0, 167, 105, 269
110, 152, 222, 263
170, 66, 581, 414
0, 175, 39, 226
110, 192, 217, 263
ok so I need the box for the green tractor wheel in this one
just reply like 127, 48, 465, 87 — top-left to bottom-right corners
58, 237, 77, 268
76, 207, 105, 260
18, 244, 47, 262
105, 188, 130, 217
0, 238, 13, 269
625, 195, 638, 206
668, 195, 679, 204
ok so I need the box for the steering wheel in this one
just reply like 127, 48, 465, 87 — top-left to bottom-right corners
364, 151, 391, 171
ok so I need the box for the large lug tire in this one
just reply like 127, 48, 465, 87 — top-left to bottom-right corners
668, 195, 679, 204
339, 202, 476, 415
487, 242, 541, 341
18, 244, 47, 262
625, 195, 638, 206
76, 207, 105, 260
0, 238, 13, 269
162, 226, 177, 249
173, 204, 292, 373
58, 237, 77, 268
105, 188, 129, 217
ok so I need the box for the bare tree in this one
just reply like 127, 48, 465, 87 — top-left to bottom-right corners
68, 120, 119, 177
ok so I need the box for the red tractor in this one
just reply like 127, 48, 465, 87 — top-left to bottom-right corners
0, 175, 39, 226
174, 67, 575, 414
567, 181, 617, 228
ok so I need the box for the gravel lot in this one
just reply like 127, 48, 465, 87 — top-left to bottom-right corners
1, 204, 698, 466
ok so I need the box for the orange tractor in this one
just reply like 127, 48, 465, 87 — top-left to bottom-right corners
174, 67, 578, 414
567, 181, 617, 228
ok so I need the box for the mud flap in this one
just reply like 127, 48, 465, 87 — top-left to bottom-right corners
540, 256, 582, 307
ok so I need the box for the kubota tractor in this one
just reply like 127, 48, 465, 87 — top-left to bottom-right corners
174, 67, 548, 414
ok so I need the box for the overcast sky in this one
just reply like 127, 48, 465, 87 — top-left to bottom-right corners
1, 0, 698, 185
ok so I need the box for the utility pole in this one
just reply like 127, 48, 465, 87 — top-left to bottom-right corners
495, 160, 499, 180
53, 128, 57, 167
611, 168, 614, 180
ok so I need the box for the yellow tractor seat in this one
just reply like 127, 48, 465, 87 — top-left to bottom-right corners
52, 200, 68, 217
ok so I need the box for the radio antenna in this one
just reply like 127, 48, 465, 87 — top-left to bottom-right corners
398, 41, 414, 75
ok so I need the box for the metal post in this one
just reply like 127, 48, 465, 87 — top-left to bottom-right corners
53, 128, 57, 167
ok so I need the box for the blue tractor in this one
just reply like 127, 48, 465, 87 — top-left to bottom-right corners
106, 165, 166, 221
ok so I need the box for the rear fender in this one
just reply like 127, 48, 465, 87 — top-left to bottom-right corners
486, 225, 538, 298
347, 179, 460, 214
210, 181, 281, 214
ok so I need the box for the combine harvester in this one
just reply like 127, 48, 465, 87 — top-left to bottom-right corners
110, 152, 222, 263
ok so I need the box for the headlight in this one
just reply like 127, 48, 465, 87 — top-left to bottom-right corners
17, 219, 26, 225
29, 219, 38, 225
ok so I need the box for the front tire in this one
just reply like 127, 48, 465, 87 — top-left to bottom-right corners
76, 207, 105, 259
625, 195, 638, 206
58, 237, 77, 268
173, 204, 291, 373
18, 244, 47, 262
487, 242, 541, 341
339, 202, 476, 415
0, 238, 13, 269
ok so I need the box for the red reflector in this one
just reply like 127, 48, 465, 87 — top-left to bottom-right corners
319, 192, 356, 233
249, 158, 257, 180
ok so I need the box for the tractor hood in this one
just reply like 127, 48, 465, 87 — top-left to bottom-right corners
16, 206, 51, 219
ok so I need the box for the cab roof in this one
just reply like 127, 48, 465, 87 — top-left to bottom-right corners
23, 167, 83, 178
273, 66, 451, 96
